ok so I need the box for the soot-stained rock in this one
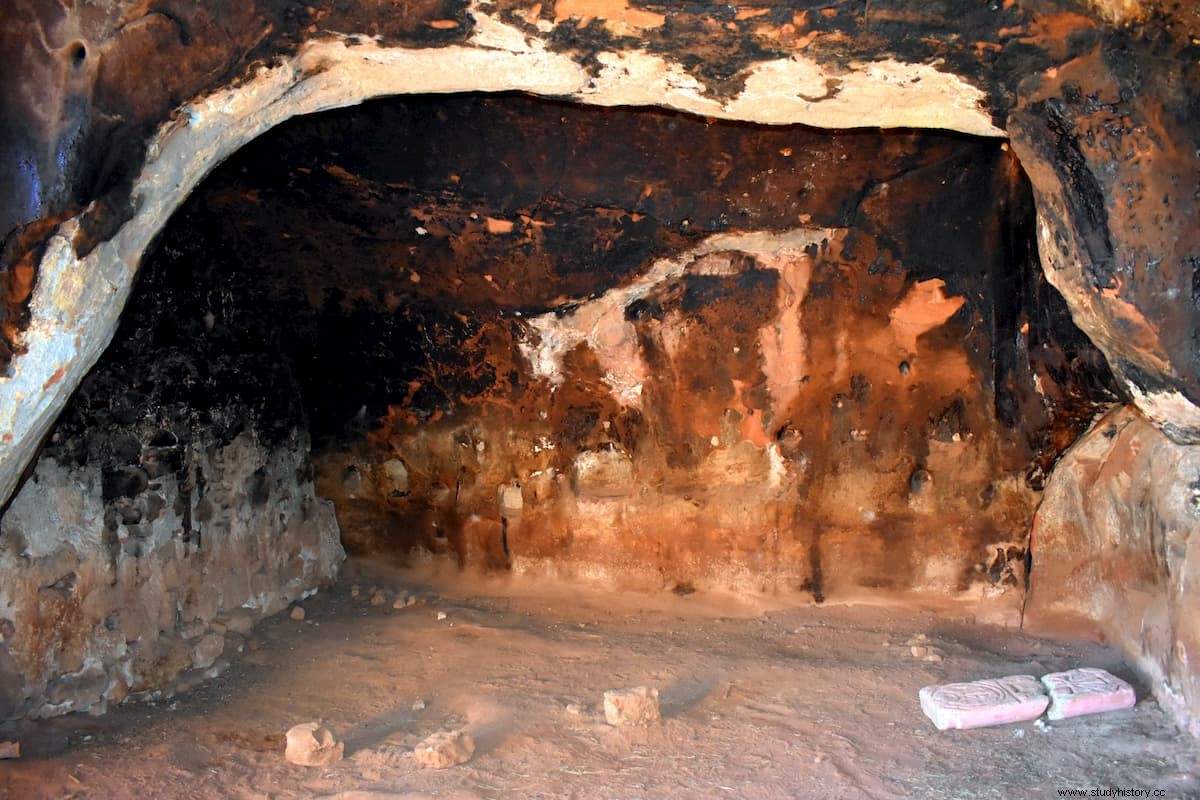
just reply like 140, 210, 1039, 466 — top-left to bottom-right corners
0, 427, 344, 721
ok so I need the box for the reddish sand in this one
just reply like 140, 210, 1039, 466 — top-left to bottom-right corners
1, 558, 1197, 799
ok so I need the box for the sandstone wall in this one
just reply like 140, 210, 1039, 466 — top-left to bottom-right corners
1027, 404, 1200, 735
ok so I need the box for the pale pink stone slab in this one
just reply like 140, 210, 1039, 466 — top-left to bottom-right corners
1041, 667, 1136, 720
919, 675, 1049, 730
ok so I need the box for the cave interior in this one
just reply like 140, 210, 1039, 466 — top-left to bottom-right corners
1, 0, 1199, 794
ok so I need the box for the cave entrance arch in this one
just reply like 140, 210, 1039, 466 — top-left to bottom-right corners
0, 36, 1032, 511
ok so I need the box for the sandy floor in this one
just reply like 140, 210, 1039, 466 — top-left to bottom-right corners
2, 558, 1197, 800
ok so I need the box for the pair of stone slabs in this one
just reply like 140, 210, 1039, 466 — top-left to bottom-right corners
920, 668, 1135, 731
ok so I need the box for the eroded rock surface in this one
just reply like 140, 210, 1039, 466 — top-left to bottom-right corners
0, 0, 1195, 499
1026, 405, 1200, 735
0, 427, 342, 719
187, 95, 1108, 603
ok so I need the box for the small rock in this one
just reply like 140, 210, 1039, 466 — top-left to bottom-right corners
0, 740, 19, 759
565, 703, 584, 716
603, 686, 661, 726
437, 611, 448, 621
412, 698, 426, 711
290, 606, 306, 621
392, 597, 407, 610
193, 633, 225, 670
413, 729, 474, 769
46, 668, 107, 707
910, 645, 929, 658
350, 585, 362, 599
923, 653, 943, 663
406, 595, 426, 608
285, 722, 344, 767
370, 590, 388, 606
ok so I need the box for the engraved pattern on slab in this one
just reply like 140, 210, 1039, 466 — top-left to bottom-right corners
1043, 667, 1123, 695
927, 675, 1043, 709
919, 675, 1049, 730
1041, 667, 1136, 720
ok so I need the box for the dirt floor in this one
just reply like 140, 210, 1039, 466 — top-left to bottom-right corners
1, 558, 1197, 800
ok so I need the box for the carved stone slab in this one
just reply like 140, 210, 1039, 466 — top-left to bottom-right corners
1041, 667, 1136, 720
919, 675, 1049, 730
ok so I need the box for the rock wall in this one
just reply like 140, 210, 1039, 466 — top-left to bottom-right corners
1026, 404, 1200, 735
0, 429, 343, 720
318, 231, 1042, 609
0, 201, 346, 719
119, 95, 1114, 609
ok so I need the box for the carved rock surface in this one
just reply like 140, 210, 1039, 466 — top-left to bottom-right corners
0, 0, 1196, 738
919, 676, 1049, 730
1041, 668, 1136, 721
1, 0, 1197, 512
274, 100, 1103, 599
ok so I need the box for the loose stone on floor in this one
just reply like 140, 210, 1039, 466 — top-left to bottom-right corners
413, 730, 475, 769
285, 722, 345, 767
603, 686, 661, 726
